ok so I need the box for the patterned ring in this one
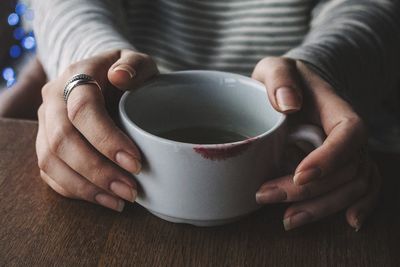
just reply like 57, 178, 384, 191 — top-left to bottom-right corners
63, 74, 101, 103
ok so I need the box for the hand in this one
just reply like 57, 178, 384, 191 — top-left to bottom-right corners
252, 57, 382, 231
36, 49, 158, 211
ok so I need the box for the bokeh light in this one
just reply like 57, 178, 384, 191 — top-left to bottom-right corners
2, 68, 15, 81
22, 36, 36, 50
13, 27, 25, 40
7, 13, 19, 26
9, 45, 22, 58
2, 3, 36, 89
15, 3, 27, 16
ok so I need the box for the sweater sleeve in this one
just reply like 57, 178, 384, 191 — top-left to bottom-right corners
285, 0, 400, 120
30, 0, 134, 79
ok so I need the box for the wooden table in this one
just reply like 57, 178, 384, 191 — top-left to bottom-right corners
1, 118, 399, 266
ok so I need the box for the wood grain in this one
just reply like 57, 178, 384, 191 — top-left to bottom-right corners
0, 118, 399, 267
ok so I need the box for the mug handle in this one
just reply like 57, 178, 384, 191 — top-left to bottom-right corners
288, 124, 325, 154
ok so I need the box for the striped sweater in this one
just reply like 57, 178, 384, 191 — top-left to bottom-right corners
30, 0, 400, 150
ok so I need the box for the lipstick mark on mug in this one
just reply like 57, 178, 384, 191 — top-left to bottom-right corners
193, 137, 258, 161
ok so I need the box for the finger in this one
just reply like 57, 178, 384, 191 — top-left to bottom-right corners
252, 57, 302, 113
256, 160, 359, 203
40, 171, 76, 199
108, 49, 159, 90
37, 107, 73, 199
62, 75, 142, 174
346, 163, 382, 231
282, 164, 369, 230
292, 62, 368, 185
293, 116, 366, 186
40, 167, 124, 212
36, 115, 125, 211
42, 87, 138, 202
56, 52, 142, 173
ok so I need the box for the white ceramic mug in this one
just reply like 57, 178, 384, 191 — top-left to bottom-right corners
119, 70, 324, 226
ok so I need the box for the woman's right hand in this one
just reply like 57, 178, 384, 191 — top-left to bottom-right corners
36, 49, 158, 211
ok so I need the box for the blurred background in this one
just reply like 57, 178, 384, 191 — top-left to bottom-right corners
0, 0, 36, 90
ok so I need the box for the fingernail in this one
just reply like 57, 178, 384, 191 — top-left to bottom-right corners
256, 186, 287, 203
293, 167, 321, 185
276, 87, 301, 112
116, 151, 142, 174
95, 193, 125, 212
113, 65, 136, 79
283, 211, 313, 231
110, 181, 137, 203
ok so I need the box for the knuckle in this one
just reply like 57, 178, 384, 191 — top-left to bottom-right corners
260, 56, 294, 70
89, 160, 113, 189
66, 62, 81, 75
37, 151, 51, 172
67, 94, 92, 123
270, 62, 291, 78
259, 56, 279, 66
253, 57, 277, 78
254, 57, 272, 72
348, 115, 363, 128
41, 82, 53, 99
48, 123, 73, 155
37, 156, 47, 171
254, 57, 296, 86
343, 115, 364, 130
92, 131, 114, 154
344, 115, 367, 141
76, 183, 97, 200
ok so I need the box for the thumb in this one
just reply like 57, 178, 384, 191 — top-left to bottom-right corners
108, 49, 159, 90
252, 57, 303, 114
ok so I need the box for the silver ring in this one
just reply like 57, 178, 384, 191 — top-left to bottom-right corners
63, 74, 101, 103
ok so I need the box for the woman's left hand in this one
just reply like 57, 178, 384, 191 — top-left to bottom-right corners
252, 57, 382, 231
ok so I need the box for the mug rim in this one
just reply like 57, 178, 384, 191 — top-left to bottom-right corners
119, 70, 286, 148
